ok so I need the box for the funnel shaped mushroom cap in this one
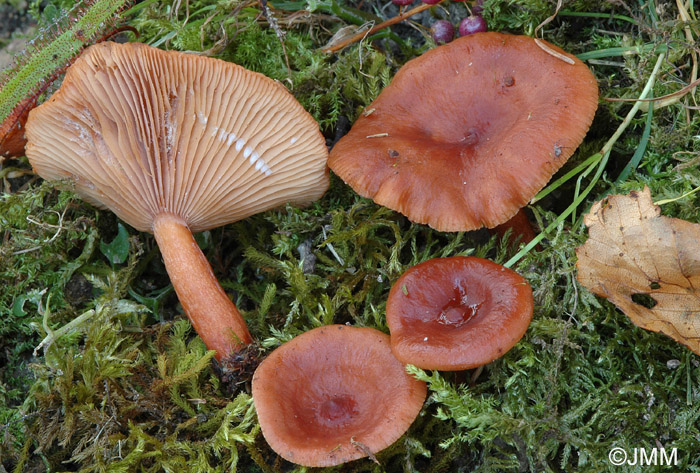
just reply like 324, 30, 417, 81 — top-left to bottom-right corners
252, 325, 427, 467
25, 42, 329, 233
329, 32, 598, 231
386, 257, 533, 370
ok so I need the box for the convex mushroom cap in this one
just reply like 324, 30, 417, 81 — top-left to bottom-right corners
252, 325, 427, 467
329, 32, 598, 232
386, 256, 533, 370
25, 42, 329, 359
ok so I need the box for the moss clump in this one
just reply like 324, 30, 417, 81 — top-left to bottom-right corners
3, 0, 700, 471
0, 181, 99, 422
130, 0, 394, 133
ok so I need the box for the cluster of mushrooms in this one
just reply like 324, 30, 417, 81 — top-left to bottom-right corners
23, 32, 598, 467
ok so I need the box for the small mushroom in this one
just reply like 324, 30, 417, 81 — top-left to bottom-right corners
252, 325, 427, 467
25, 42, 329, 360
0, 96, 35, 159
386, 256, 533, 370
328, 32, 598, 232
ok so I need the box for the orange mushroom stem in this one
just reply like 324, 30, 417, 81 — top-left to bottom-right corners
153, 213, 252, 358
490, 209, 538, 246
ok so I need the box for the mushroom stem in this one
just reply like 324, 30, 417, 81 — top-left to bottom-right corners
153, 213, 252, 360
490, 209, 537, 246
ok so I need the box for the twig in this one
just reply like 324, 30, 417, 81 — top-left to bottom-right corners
260, 0, 292, 78
534, 39, 575, 65
350, 437, 380, 465
534, 0, 563, 38
533, 0, 574, 64
12, 208, 68, 255
34, 304, 97, 356
322, 1, 439, 54
676, 0, 698, 104
1, 412, 40, 442
604, 75, 700, 103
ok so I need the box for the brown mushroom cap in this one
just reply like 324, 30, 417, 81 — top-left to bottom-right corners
252, 325, 427, 467
386, 256, 533, 370
25, 41, 329, 233
329, 32, 598, 232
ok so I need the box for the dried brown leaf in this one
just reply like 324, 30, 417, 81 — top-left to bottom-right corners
576, 186, 700, 354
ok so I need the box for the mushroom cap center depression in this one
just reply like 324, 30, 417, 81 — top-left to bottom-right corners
271, 358, 385, 446
384, 73, 521, 168
386, 256, 534, 370
399, 274, 499, 343
252, 325, 427, 467
318, 394, 360, 426
437, 281, 485, 327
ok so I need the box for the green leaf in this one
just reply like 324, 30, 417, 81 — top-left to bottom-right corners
100, 223, 130, 265
11, 295, 27, 318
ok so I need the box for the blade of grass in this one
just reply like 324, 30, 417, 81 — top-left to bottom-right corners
559, 10, 637, 24
644, 0, 659, 26
532, 153, 602, 203
654, 186, 700, 205
577, 43, 665, 61
571, 153, 600, 223
122, 0, 159, 16
617, 94, 654, 182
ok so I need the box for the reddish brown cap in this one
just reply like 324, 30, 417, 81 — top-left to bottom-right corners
25, 42, 329, 233
386, 256, 533, 370
252, 325, 427, 467
329, 32, 598, 232
0, 96, 34, 159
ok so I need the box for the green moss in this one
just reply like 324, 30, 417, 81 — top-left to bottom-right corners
4, 0, 700, 471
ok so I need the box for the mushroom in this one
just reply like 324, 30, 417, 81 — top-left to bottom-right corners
328, 32, 598, 233
385, 256, 533, 370
252, 324, 427, 467
0, 96, 34, 159
24, 42, 329, 360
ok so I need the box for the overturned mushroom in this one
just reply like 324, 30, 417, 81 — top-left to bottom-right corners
252, 325, 427, 467
329, 32, 598, 232
386, 256, 533, 370
25, 42, 329, 360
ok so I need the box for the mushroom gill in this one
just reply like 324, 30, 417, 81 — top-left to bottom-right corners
25, 41, 329, 360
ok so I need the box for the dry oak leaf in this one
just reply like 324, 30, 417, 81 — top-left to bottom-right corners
576, 186, 700, 355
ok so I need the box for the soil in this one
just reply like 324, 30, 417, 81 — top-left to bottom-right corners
0, 1, 35, 71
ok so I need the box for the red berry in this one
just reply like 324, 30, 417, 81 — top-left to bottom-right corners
431, 20, 454, 44
392, 0, 414, 5
458, 15, 487, 36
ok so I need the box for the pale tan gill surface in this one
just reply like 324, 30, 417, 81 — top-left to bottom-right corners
25, 42, 329, 233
